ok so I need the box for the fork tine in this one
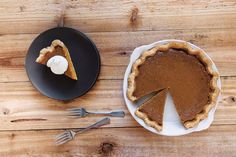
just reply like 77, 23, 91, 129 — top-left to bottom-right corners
55, 130, 74, 145
55, 132, 66, 138
68, 110, 82, 114
67, 109, 83, 117
55, 133, 70, 142
55, 132, 68, 139
56, 135, 68, 143
67, 113, 78, 116
57, 139, 71, 145
56, 140, 68, 146
67, 111, 82, 116
67, 114, 82, 117
56, 130, 71, 138
67, 108, 81, 112
69, 110, 82, 114
55, 137, 70, 145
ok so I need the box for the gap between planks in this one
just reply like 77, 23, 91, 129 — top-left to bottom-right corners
0, 27, 236, 36
0, 123, 235, 133
0, 76, 234, 84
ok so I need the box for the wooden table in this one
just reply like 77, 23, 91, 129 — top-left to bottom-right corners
0, 0, 236, 156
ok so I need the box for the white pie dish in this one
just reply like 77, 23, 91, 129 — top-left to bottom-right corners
123, 39, 221, 136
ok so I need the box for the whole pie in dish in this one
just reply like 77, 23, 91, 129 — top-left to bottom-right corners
127, 42, 220, 131
36, 39, 78, 80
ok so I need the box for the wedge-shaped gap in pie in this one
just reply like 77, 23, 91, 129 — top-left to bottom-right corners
128, 42, 220, 130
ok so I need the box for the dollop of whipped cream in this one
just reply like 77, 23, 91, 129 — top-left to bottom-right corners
47, 55, 68, 75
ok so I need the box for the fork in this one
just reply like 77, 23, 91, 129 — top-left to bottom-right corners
67, 107, 125, 118
55, 117, 110, 145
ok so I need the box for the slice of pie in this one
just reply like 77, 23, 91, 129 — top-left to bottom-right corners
36, 39, 78, 80
128, 42, 220, 130
135, 89, 168, 131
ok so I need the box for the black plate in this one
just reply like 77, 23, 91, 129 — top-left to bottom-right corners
25, 27, 100, 100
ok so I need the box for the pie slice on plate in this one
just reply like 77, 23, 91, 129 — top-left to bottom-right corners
128, 42, 220, 130
135, 89, 168, 131
36, 39, 78, 80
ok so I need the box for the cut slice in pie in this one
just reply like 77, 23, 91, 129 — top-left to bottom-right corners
36, 39, 78, 80
135, 89, 168, 131
128, 41, 220, 130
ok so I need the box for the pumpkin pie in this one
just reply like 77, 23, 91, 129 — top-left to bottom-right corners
36, 39, 78, 80
128, 42, 219, 130
136, 89, 168, 131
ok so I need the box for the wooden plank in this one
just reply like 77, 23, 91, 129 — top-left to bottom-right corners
0, 29, 236, 82
0, 0, 234, 156
0, 77, 235, 131
0, 0, 236, 34
0, 125, 235, 157
1, 25, 235, 55
65, 0, 236, 32
0, 0, 63, 34
0, 79, 136, 130
0, 66, 126, 82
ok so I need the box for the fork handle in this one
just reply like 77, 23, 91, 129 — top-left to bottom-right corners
89, 111, 125, 117
74, 117, 110, 133
107, 111, 125, 117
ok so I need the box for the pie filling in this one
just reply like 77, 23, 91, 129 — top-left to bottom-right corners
38, 46, 66, 65
36, 40, 78, 80
132, 47, 215, 129
137, 89, 168, 127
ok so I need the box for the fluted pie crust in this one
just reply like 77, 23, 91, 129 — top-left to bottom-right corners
127, 42, 220, 130
36, 39, 78, 80
135, 89, 167, 131
135, 109, 162, 131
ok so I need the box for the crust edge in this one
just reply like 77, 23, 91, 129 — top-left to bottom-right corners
36, 39, 78, 80
128, 41, 220, 129
36, 40, 65, 63
135, 109, 162, 131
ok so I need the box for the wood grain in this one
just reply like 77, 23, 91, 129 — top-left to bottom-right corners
0, 28, 236, 83
65, 0, 236, 32
0, 0, 236, 34
0, 125, 235, 157
0, 77, 234, 130
0, 0, 236, 156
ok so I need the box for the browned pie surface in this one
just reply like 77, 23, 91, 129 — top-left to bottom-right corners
36, 40, 78, 80
134, 48, 212, 123
138, 89, 168, 126
37, 46, 65, 65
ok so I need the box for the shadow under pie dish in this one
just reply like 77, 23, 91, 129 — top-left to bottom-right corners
127, 42, 220, 131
